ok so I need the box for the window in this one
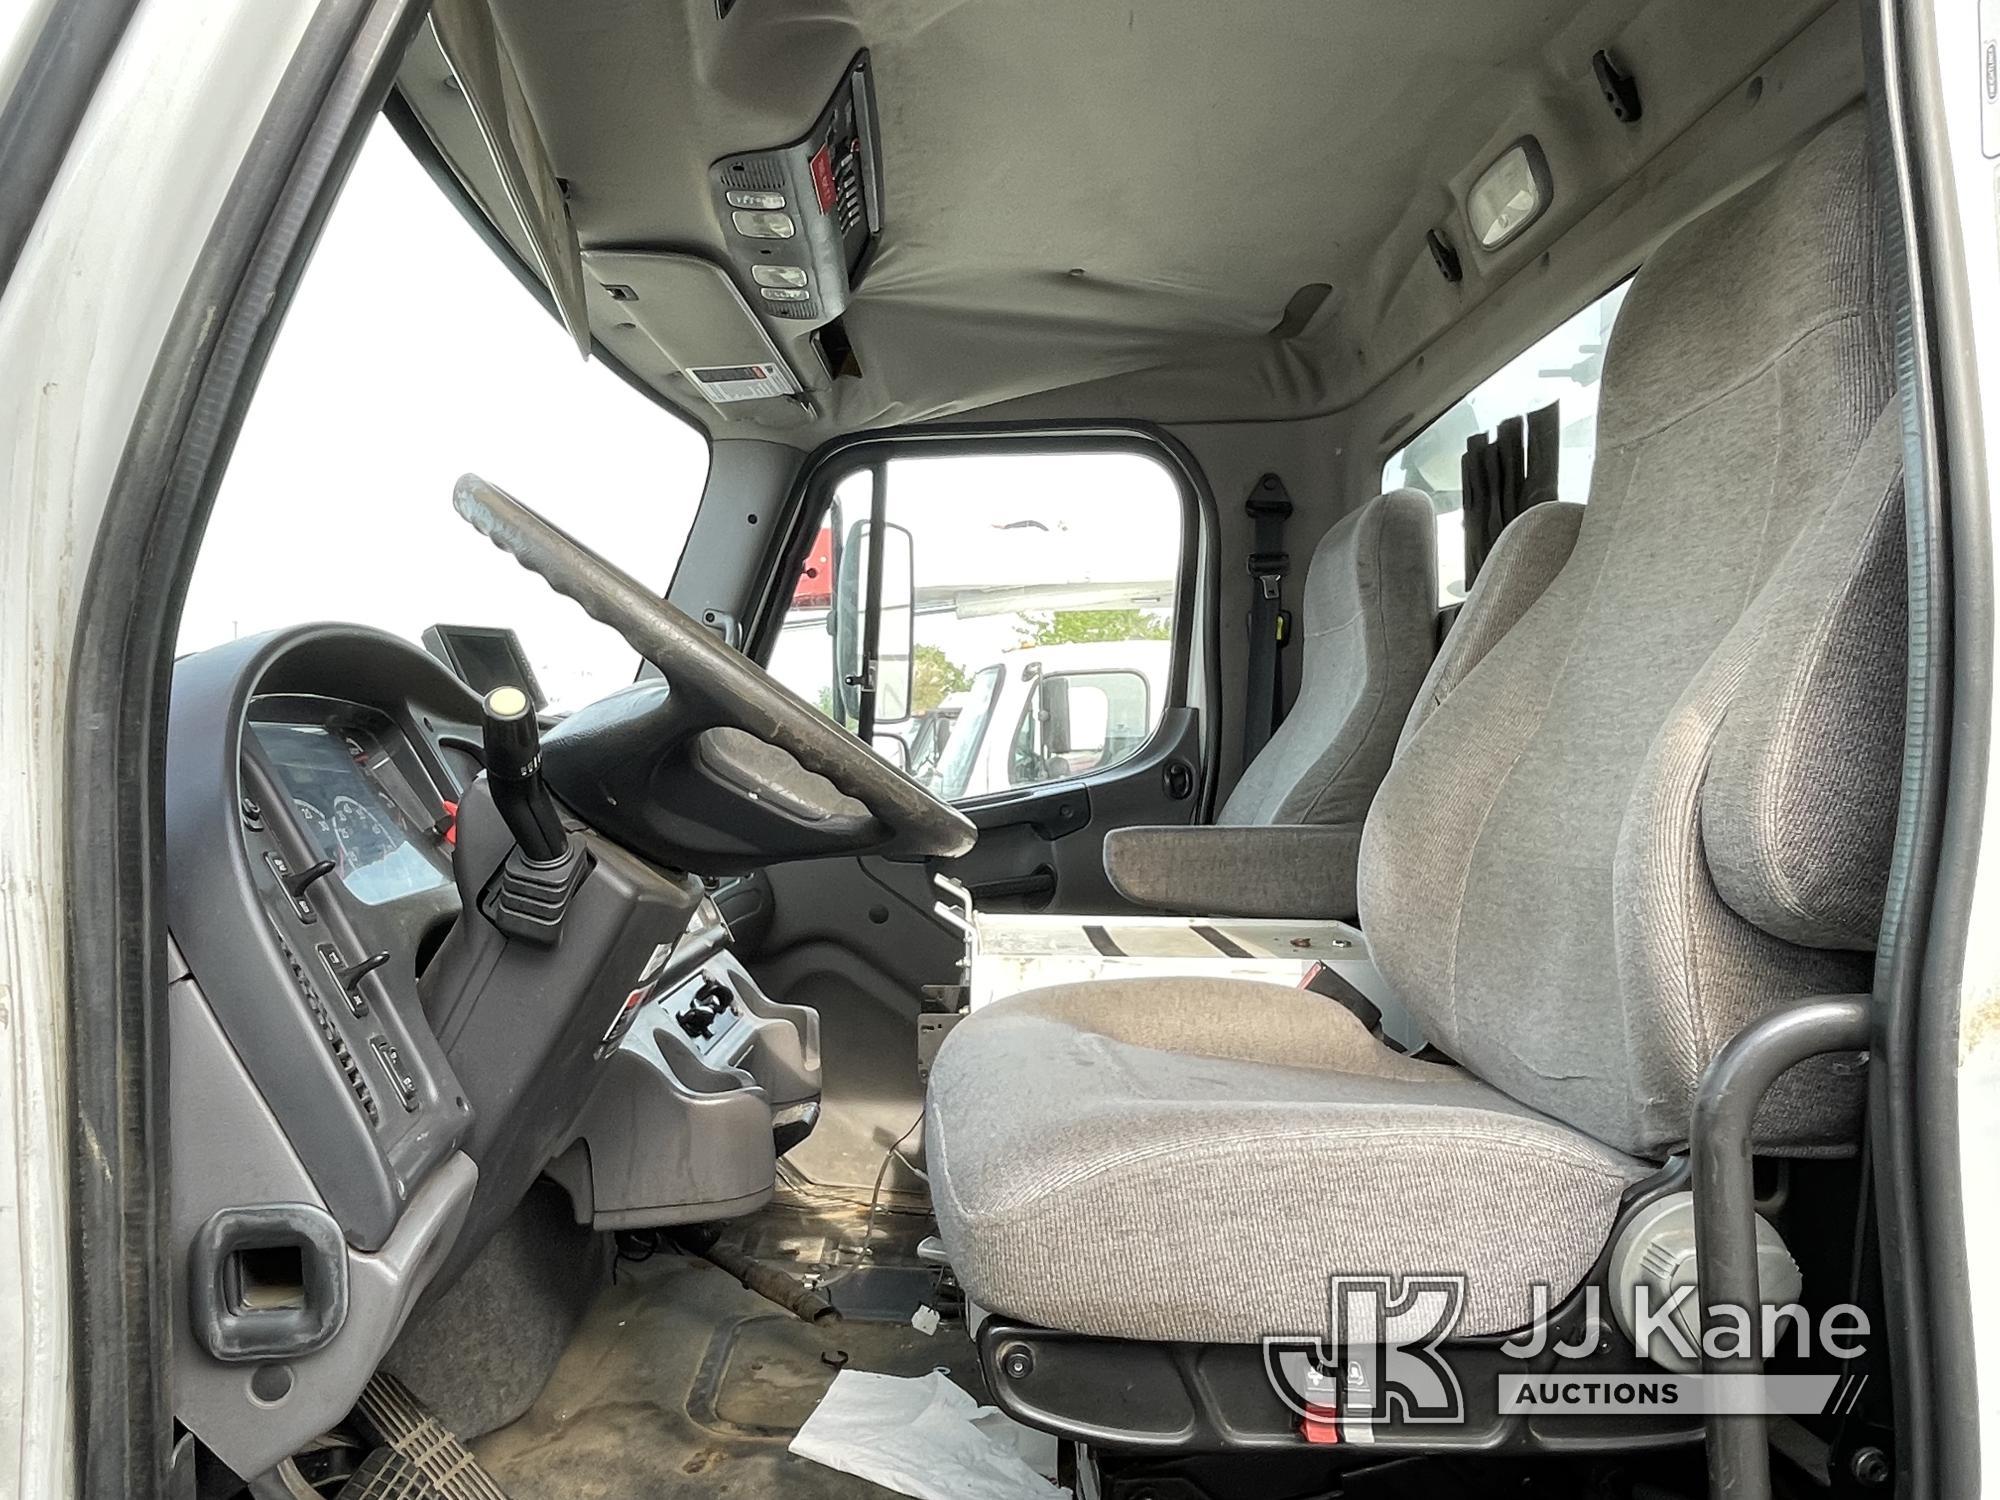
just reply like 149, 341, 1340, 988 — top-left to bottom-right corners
765, 448, 1186, 801
1382, 280, 1630, 603
178, 121, 709, 713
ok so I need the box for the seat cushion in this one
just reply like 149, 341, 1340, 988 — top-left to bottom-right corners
926, 977, 1649, 1343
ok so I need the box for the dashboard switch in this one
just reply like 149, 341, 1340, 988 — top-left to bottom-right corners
677, 978, 734, 1041
369, 1036, 420, 1111
316, 942, 387, 1017
264, 852, 324, 923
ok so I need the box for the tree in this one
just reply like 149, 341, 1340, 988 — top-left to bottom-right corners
911, 642, 971, 716
1014, 608, 1171, 647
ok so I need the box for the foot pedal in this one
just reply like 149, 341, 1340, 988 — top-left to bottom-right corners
338, 1373, 510, 1499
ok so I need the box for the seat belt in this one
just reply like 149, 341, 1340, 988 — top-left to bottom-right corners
1243, 473, 1294, 762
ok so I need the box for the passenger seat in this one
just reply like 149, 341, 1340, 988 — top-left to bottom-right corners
1103, 484, 1577, 921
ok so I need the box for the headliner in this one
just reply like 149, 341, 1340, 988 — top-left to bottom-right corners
398, 0, 1840, 446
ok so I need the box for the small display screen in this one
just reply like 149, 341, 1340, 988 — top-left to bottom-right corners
252, 721, 450, 906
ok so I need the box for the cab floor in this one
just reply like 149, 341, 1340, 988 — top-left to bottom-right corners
471, 1200, 980, 1500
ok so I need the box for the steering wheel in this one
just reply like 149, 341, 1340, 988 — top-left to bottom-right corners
453, 474, 976, 871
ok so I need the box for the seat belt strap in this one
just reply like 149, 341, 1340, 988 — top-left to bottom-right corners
1243, 473, 1294, 762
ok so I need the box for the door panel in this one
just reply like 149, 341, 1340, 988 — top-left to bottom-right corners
946, 706, 1203, 911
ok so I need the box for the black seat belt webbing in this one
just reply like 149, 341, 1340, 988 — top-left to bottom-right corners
1242, 473, 1294, 762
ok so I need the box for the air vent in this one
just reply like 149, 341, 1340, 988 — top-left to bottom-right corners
722, 157, 786, 193
279, 936, 380, 1125
835, 152, 865, 237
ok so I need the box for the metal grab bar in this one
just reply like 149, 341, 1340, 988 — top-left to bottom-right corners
1691, 994, 1872, 1500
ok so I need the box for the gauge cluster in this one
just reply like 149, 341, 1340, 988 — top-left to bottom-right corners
249, 703, 452, 906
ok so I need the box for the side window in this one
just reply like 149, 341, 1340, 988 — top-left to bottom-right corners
1383, 280, 1630, 604
764, 448, 1185, 802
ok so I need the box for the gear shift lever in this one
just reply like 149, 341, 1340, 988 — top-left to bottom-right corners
481, 686, 568, 864
477, 686, 583, 944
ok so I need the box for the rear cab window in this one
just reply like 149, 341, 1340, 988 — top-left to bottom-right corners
763, 446, 1190, 803
1383, 280, 1630, 603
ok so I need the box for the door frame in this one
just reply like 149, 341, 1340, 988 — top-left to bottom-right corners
743, 420, 1224, 819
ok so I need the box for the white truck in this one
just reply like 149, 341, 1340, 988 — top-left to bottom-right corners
925, 639, 1172, 801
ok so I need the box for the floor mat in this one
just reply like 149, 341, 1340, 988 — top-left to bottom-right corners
473, 1206, 981, 1499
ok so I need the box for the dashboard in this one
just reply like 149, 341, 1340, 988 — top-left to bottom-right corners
165, 622, 822, 1480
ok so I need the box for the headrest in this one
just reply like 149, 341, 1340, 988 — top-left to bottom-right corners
1597, 111, 1880, 449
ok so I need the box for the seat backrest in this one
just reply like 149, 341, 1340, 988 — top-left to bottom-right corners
1220, 488, 1436, 832
1358, 111, 1904, 1159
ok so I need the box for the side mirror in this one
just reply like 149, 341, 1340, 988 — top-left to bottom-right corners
870, 731, 909, 771
873, 522, 914, 724
833, 518, 916, 727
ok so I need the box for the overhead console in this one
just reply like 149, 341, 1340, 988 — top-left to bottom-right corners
707, 50, 883, 332
581, 52, 883, 422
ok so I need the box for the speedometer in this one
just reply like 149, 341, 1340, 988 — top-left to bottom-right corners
331, 794, 397, 869
293, 798, 333, 856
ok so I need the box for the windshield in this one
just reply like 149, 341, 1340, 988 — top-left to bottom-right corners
178, 120, 709, 713
932, 664, 1004, 799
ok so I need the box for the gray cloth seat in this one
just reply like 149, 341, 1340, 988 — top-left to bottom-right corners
928, 112, 1906, 1343
1101, 487, 1438, 920
927, 978, 1649, 1341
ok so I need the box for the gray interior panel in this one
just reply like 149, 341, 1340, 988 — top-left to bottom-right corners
170, 966, 477, 1480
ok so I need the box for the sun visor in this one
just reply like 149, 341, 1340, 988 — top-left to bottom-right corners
430, 0, 592, 358
582, 249, 813, 424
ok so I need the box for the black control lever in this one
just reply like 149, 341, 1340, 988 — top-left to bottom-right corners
481, 687, 569, 864
283, 858, 336, 902
478, 686, 585, 945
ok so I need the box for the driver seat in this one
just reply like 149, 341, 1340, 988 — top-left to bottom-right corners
925, 112, 1905, 1344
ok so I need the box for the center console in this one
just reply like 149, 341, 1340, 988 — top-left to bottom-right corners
544, 898, 822, 1229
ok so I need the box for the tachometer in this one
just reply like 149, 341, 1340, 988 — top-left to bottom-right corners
332, 794, 397, 869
